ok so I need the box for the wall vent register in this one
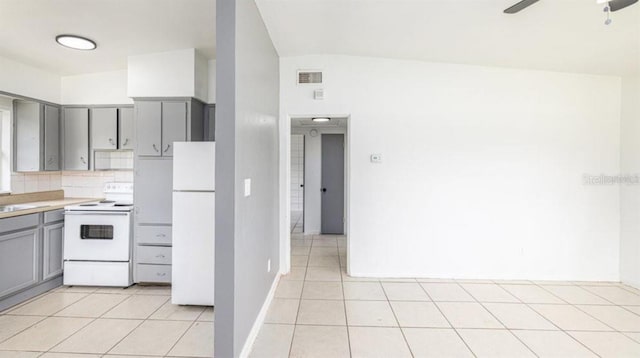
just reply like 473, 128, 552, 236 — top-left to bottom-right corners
298, 70, 323, 84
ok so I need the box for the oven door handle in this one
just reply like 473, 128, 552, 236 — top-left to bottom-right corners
64, 212, 130, 216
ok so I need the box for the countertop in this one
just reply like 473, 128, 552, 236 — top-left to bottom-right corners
0, 190, 98, 219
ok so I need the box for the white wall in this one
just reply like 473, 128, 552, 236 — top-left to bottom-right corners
281, 55, 622, 281
127, 48, 209, 102
61, 70, 132, 105
0, 55, 60, 103
620, 75, 640, 287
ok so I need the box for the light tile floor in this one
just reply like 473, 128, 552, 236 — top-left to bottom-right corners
250, 234, 640, 358
0, 284, 214, 357
291, 211, 303, 234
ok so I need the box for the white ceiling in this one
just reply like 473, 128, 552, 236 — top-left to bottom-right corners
0, 0, 215, 75
256, 0, 640, 76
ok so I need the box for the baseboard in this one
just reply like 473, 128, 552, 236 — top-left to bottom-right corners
239, 272, 281, 358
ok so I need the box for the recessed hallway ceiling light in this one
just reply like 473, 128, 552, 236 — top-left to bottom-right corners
312, 117, 331, 122
55, 35, 97, 50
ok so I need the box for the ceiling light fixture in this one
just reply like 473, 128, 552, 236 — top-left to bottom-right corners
312, 117, 331, 122
55, 35, 97, 50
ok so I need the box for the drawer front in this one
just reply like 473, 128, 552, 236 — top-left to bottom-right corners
0, 214, 39, 234
136, 225, 172, 245
137, 264, 171, 283
44, 209, 64, 224
137, 246, 172, 265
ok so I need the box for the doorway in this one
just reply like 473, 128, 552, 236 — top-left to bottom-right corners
290, 117, 347, 236
321, 134, 345, 234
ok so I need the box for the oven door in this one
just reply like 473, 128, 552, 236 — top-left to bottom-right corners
64, 211, 131, 261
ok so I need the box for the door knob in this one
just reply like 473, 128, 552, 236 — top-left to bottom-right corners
300, 184, 304, 188
322, 188, 327, 192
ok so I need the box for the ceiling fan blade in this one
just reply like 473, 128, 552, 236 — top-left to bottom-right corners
609, 0, 639, 11
504, 0, 540, 13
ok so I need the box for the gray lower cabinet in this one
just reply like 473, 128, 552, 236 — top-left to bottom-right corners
63, 108, 90, 170
0, 211, 65, 311
0, 228, 39, 298
14, 101, 61, 172
43, 222, 64, 280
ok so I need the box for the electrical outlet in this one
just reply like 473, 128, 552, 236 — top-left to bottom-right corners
267, 259, 271, 273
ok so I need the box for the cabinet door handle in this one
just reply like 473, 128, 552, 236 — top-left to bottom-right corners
80, 157, 87, 164
156, 254, 165, 258
156, 234, 166, 238
108, 138, 115, 146
123, 138, 129, 146
156, 272, 166, 277
153, 144, 159, 152
47, 157, 54, 164
163, 144, 171, 153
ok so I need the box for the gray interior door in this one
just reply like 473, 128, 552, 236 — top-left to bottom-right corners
321, 134, 345, 234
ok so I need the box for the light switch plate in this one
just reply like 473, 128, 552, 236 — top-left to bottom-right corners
244, 178, 251, 197
370, 154, 382, 163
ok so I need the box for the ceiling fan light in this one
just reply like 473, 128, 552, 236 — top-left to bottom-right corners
312, 117, 331, 122
56, 35, 97, 50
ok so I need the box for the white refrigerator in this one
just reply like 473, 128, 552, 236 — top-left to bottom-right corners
172, 142, 215, 306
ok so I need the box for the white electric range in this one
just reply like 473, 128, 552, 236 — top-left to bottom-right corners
63, 182, 134, 287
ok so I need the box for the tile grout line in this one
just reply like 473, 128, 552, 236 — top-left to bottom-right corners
515, 281, 605, 357
379, 282, 415, 358
286, 234, 315, 357
417, 282, 478, 358
336, 236, 353, 358
455, 282, 540, 358
102, 292, 170, 356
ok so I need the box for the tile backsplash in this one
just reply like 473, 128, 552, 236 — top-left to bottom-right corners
11, 170, 133, 198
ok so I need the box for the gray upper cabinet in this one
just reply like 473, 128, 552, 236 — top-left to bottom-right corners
91, 108, 118, 150
14, 101, 41, 172
63, 108, 90, 170
160, 102, 187, 157
136, 101, 162, 156
43, 105, 60, 171
119, 107, 134, 150
14, 101, 60, 172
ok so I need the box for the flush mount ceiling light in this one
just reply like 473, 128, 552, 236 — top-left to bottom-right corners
312, 117, 331, 122
55, 35, 97, 50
